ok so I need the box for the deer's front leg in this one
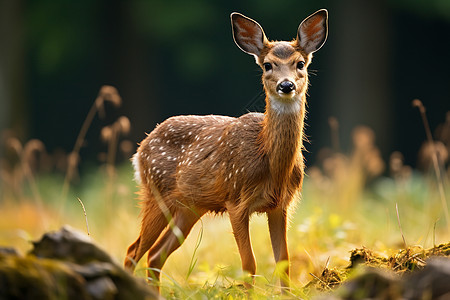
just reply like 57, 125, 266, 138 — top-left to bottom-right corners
267, 207, 290, 288
226, 202, 256, 286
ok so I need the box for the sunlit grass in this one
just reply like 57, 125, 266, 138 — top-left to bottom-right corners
1, 87, 449, 298
0, 159, 449, 298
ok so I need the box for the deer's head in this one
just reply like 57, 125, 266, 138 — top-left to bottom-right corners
231, 10, 328, 114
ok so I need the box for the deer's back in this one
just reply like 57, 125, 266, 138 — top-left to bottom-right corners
135, 112, 301, 213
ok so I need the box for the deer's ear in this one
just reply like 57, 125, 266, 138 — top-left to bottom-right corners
297, 9, 328, 54
231, 13, 267, 57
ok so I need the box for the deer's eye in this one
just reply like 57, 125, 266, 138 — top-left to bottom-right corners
296, 61, 305, 70
263, 63, 272, 72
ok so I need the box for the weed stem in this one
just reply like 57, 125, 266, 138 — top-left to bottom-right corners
77, 197, 90, 236
412, 99, 450, 232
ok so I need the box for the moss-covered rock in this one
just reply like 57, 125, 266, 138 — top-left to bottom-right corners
0, 252, 89, 299
309, 242, 450, 299
0, 226, 159, 300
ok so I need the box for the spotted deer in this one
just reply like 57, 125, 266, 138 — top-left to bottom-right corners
124, 9, 328, 289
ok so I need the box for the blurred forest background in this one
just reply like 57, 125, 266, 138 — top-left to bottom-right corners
1, 1, 450, 296
0, 0, 450, 170
1, 0, 449, 169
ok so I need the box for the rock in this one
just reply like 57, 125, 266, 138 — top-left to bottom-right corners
0, 253, 90, 299
30, 225, 114, 265
334, 268, 402, 299
321, 257, 450, 299
0, 247, 20, 256
0, 226, 160, 300
403, 257, 450, 300
85, 276, 117, 300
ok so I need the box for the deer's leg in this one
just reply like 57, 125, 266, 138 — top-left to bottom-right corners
267, 207, 290, 288
124, 236, 142, 270
226, 203, 256, 285
146, 206, 202, 284
124, 197, 169, 271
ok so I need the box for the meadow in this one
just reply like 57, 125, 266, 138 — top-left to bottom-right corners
0, 87, 449, 299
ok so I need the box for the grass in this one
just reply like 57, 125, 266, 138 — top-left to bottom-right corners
0, 88, 449, 298
1, 165, 449, 298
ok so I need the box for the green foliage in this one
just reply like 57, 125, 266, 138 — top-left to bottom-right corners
389, 0, 450, 20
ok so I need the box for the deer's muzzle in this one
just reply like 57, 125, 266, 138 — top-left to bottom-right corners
277, 80, 296, 94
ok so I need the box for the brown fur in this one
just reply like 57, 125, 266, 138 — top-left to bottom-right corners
124, 9, 328, 291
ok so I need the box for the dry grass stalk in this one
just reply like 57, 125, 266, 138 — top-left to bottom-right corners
412, 99, 449, 232
307, 267, 347, 291
328, 116, 340, 152
4, 137, 48, 228
395, 203, 408, 250
101, 116, 131, 216
77, 197, 90, 237
60, 86, 122, 212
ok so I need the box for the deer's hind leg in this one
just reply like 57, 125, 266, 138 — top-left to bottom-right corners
124, 189, 171, 271
146, 205, 203, 284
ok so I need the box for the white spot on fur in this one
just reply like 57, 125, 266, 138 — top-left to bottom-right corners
132, 153, 141, 184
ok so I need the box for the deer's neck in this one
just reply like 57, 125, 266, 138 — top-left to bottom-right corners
261, 95, 305, 184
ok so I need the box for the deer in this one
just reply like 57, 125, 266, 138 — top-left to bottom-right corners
124, 9, 328, 290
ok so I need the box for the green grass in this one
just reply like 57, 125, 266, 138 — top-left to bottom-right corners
1, 159, 449, 298
1, 88, 449, 298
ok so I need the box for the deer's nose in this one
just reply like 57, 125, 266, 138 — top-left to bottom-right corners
277, 80, 295, 94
